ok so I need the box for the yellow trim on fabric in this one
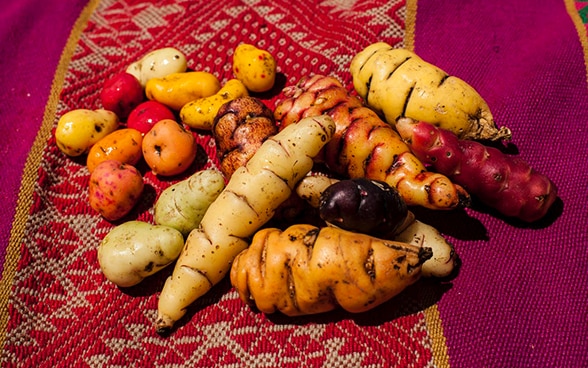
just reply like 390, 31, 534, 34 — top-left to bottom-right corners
406, 1, 451, 367
424, 305, 451, 368
564, 0, 588, 86
405, 0, 417, 51
0, 0, 101, 352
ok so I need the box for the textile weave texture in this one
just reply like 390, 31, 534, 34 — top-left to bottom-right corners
1, 0, 587, 367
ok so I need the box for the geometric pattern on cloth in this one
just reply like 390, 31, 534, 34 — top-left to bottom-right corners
0, 0, 448, 366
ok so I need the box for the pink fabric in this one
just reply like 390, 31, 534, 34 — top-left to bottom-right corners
415, 0, 588, 366
0, 0, 90, 276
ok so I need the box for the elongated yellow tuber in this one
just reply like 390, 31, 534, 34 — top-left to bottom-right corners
350, 42, 511, 141
155, 115, 336, 334
274, 74, 470, 210
230, 224, 432, 316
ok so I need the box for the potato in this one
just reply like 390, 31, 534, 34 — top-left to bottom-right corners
89, 160, 144, 221
350, 43, 511, 141
126, 47, 188, 88
86, 128, 143, 173
142, 119, 198, 176
212, 96, 277, 179
155, 115, 336, 333
127, 100, 176, 135
319, 178, 408, 238
154, 169, 225, 237
179, 79, 249, 130
232, 43, 277, 93
100, 72, 144, 119
146, 71, 221, 111
393, 215, 458, 278
98, 220, 185, 287
55, 109, 119, 157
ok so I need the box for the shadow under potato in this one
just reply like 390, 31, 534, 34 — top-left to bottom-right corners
263, 278, 454, 327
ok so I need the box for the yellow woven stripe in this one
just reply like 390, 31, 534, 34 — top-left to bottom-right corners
0, 0, 101, 352
564, 0, 588, 86
405, 0, 417, 51
424, 305, 451, 368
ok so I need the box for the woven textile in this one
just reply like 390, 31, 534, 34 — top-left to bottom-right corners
1, 0, 587, 367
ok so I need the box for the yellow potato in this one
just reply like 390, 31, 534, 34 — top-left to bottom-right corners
350, 42, 511, 141
55, 109, 119, 157
179, 79, 248, 130
145, 71, 221, 111
155, 115, 336, 333
232, 43, 277, 93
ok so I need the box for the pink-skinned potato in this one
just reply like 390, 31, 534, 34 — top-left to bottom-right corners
89, 160, 145, 221
395, 118, 558, 222
127, 100, 176, 135
100, 72, 145, 119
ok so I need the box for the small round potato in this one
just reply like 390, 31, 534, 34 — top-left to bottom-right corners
86, 128, 144, 173
55, 109, 119, 157
98, 221, 185, 287
232, 43, 277, 93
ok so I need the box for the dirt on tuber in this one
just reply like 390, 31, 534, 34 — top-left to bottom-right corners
395, 118, 558, 223
274, 74, 470, 211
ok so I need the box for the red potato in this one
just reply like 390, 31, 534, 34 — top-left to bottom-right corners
395, 118, 558, 222
100, 72, 145, 119
127, 100, 176, 135
142, 119, 198, 176
89, 160, 144, 221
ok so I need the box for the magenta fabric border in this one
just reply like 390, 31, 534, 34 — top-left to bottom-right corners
0, 0, 90, 276
414, 0, 588, 366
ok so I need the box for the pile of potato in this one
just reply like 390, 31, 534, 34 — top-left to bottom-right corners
53, 40, 556, 335
54, 43, 277, 286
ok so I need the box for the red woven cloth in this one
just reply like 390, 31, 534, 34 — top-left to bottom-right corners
1, 0, 587, 367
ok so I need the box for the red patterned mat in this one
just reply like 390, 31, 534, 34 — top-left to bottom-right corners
1, 0, 448, 367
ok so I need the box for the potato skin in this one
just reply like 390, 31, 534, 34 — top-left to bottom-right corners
127, 100, 176, 135
154, 169, 225, 237
396, 118, 558, 222
86, 128, 143, 173
145, 71, 221, 111
232, 43, 277, 93
141, 119, 198, 176
88, 160, 144, 221
319, 178, 408, 237
100, 72, 144, 119
126, 47, 187, 87
98, 221, 184, 287
180, 79, 249, 130
230, 224, 431, 316
350, 42, 511, 141
212, 96, 277, 179
55, 109, 119, 157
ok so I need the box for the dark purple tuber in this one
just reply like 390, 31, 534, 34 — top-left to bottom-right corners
318, 178, 408, 237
